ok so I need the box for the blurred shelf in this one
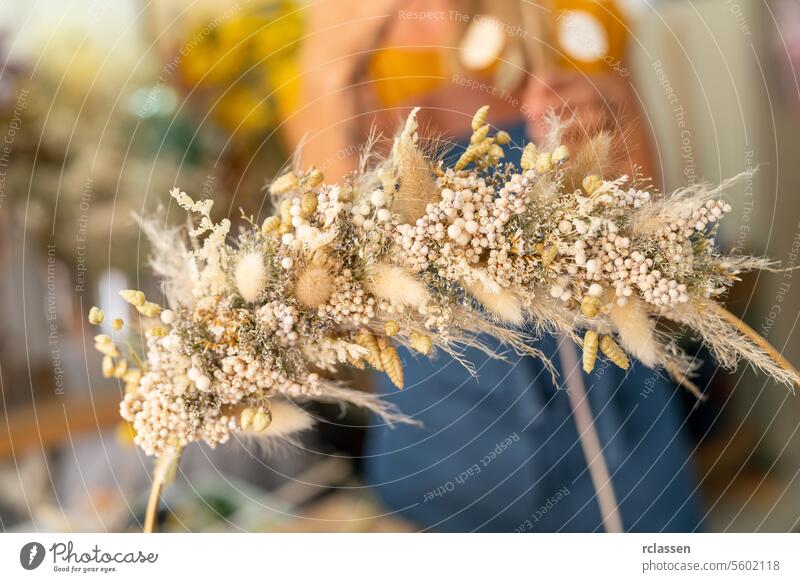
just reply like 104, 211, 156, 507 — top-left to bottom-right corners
0, 391, 121, 460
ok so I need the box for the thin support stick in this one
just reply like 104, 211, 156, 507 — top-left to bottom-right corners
143, 478, 163, 534
558, 336, 624, 533
142, 450, 181, 533
712, 304, 800, 388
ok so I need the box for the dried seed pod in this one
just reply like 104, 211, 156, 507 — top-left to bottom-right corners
582, 330, 599, 373
102, 356, 115, 378
552, 145, 570, 164
470, 123, 490, 144
113, 358, 128, 378
582, 174, 603, 195
455, 139, 492, 171
380, 345, 404, 389
88, 306, 104, 325
301, 193, 318, 216
494, 130, 511, 145
137, 302, 162, 318
600, 335, 630, 370
305, 167, 324, 188
521, 143, 538, 170
410, 332, 432, 355
541, 245, 558, 267
148, 326, 168, 337
471, 105, 489, 130
581, 295, 601, 318
123, 368, 141, 383
240, 407, 255, 430
536, 152, 553, 173
94, 336, 120, 358
279, 198, 293, 221
261, 216, 280, 236
488, 143, 505, 161
385, 320, 400, 336
253, 406, 273, 432
270, 171, 299, 196
355, 330, 383, 371
347, 354, 366, 370
119, 289, 145, 307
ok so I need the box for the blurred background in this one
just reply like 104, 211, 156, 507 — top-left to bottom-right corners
0, 0, 799, 532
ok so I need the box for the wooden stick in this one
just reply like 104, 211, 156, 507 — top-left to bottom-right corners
143, 478, 163, 534
142, 450, 181, 533
712, 303, 800, 388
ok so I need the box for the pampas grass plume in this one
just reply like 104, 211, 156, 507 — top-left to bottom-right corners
467, 280, 524, 325
235, 251, 268, 303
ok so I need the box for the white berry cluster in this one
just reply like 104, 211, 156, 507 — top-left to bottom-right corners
257, 301, 300, 347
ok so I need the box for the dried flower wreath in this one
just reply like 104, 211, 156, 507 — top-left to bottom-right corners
91, 106, 799, 532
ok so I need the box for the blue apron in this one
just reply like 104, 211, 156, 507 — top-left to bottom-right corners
364, 123, 703, 532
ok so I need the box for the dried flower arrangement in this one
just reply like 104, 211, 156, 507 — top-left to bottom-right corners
91, 106, 799, 532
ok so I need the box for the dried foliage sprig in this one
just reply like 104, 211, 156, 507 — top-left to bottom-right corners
92, 106, 799, 530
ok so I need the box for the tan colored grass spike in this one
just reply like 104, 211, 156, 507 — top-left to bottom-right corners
712, 303, 800, 388
380, 345, 404, 389
355, 330, 383, 371
599, 335, 630, 370
583, 330, 599, 373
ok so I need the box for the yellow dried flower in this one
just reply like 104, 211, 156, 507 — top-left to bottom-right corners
582, 174, 603, 195
112, 318, 124, 331
253, 406, 273, 432
541, 245, 558, 267
600, 335, 630, 370
94, 337, 120, 358
137, 302, 162, 318
581, 295, 601, 318
119, 289, 146, 307
494, 130, 511, 145
305, 167, 324, 188
148, 326, 168, 337
380, 345, 404, 389
102, 356, 115, 378
409, 331, 432, 355
488, 143, 505, 161
536, 152, 553, 173
113, 358, 128, 378
521, 143, 538, 170
240, 407, 255, 430
385, 320, 400, 336
582, 330, 599, 373
123, 369, 141, 385
552, 145, 570, 164
88, 306, 104, 325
